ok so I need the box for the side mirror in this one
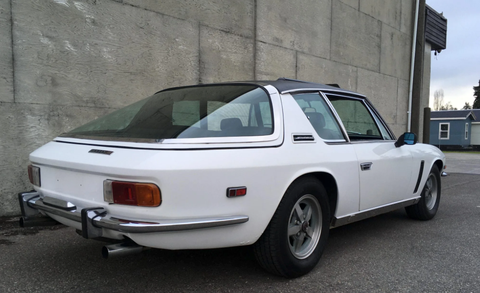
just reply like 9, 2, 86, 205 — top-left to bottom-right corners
395, 132, 417, 148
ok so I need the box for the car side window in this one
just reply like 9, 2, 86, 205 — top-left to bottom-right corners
326, 96, 384, 140
292, 93, 345, 140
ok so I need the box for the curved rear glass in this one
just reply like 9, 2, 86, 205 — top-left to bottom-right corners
63, 84, 273, 142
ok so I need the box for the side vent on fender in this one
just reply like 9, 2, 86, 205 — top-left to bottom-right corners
413, 160, 425, 193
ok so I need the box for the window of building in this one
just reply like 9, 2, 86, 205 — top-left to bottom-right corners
439, 123, 449, 140
465, 123, 469, 140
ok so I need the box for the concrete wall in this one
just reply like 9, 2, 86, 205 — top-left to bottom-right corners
0, 0, 425, 216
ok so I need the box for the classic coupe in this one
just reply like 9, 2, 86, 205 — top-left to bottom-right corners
19, 78, 445, 278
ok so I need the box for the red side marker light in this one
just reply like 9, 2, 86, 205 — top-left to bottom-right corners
227, 187, 247, 198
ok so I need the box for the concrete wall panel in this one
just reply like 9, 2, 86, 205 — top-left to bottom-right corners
297, 53, 357, 91
257, 0, 331, 58
0, 0, 13, 103
200, 26, 254, 84
357, 69, 398, 125
13, 0, 199, 109
395, 78, 409, 137
401, 0, 414, 35
339, 0, 359, 10
381, 25, 411, 80
331, 1, 381, 72
255, 42, 296, 80
0, 103, 113, 216
359, 0, 401, 30
124, 0, 255, 38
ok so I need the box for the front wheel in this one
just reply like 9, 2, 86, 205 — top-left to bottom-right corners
406, 164, 441, 220
254, 177, 330, 278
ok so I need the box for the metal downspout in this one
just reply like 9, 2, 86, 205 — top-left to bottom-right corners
408, 0, 420, 132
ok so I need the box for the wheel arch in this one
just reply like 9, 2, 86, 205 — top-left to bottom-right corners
433, 159, 444, 173
289, 172, 338, 223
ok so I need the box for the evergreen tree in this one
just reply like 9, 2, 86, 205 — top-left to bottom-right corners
462, 102, 472, 110
473, 80, 480, 109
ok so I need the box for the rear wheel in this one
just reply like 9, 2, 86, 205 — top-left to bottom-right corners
406, 165, 441, 220
254, 177, 330, 278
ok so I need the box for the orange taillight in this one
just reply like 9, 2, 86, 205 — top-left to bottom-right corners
104, 180, 161, 207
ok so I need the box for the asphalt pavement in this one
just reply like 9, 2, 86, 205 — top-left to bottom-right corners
444, 151, 480, 174
1, 152, 479, 292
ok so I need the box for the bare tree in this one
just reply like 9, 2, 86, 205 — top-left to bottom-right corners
440, 102, 456, 111
433, 89, 444, 111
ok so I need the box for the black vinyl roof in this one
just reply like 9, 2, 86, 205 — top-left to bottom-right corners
159, 78, 360, 97
260, 78, 359, 95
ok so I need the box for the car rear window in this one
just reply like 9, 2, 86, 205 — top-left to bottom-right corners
63, 84, 273, 141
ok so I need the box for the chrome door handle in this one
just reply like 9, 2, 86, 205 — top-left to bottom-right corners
360, 162, 372, 171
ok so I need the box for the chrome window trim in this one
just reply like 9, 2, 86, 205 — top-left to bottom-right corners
61, 85, 283, 145
363, 99, 396, 140
281, 88, 366, 97
322, 92, 396, 142
319, 91, 350, 143
287, 91, 349, 143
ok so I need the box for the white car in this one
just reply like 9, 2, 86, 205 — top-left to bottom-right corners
19, 78, 445, 278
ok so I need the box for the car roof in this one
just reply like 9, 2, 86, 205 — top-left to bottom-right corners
258, 78, 362, 96
157, 78, 363, 97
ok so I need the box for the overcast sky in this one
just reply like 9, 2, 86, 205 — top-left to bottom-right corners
426, 0, 480, 109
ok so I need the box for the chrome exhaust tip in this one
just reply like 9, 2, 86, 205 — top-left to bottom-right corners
102, 242, 144, 259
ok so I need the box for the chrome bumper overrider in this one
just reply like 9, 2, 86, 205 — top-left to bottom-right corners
18, 191, 249, 239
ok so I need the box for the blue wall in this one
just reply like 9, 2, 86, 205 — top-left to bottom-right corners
430, 118, 472, 147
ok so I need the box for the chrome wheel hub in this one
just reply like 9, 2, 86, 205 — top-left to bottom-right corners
288, 194, 322, 259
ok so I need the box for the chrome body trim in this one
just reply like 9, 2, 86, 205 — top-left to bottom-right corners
360, 162, 373, 171
319, 91, 351, 142
331, 197, 420, 228
18, 192, 249, 237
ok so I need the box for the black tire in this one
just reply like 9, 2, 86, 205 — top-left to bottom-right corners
254, 177, 330, 278
405, 164, 441, 220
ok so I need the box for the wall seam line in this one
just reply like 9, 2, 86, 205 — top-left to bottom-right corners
253, 0, 257, 80
330, 0, 333, 61
198, 22, 202, 84
9, 0, 16, 103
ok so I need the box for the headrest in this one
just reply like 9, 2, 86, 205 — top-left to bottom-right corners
220, 118, 243, 130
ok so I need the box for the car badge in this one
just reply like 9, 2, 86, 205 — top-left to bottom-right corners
89, 149, 113, 155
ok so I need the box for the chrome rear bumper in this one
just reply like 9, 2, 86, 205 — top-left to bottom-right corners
18, 191, 249, 239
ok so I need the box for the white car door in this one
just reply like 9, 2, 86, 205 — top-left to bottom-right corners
352, 142, 414, 210
326, 93, 415, 211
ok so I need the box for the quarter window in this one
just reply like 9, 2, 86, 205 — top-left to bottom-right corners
439, 123, 449, 140
292, 93, 345, 140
